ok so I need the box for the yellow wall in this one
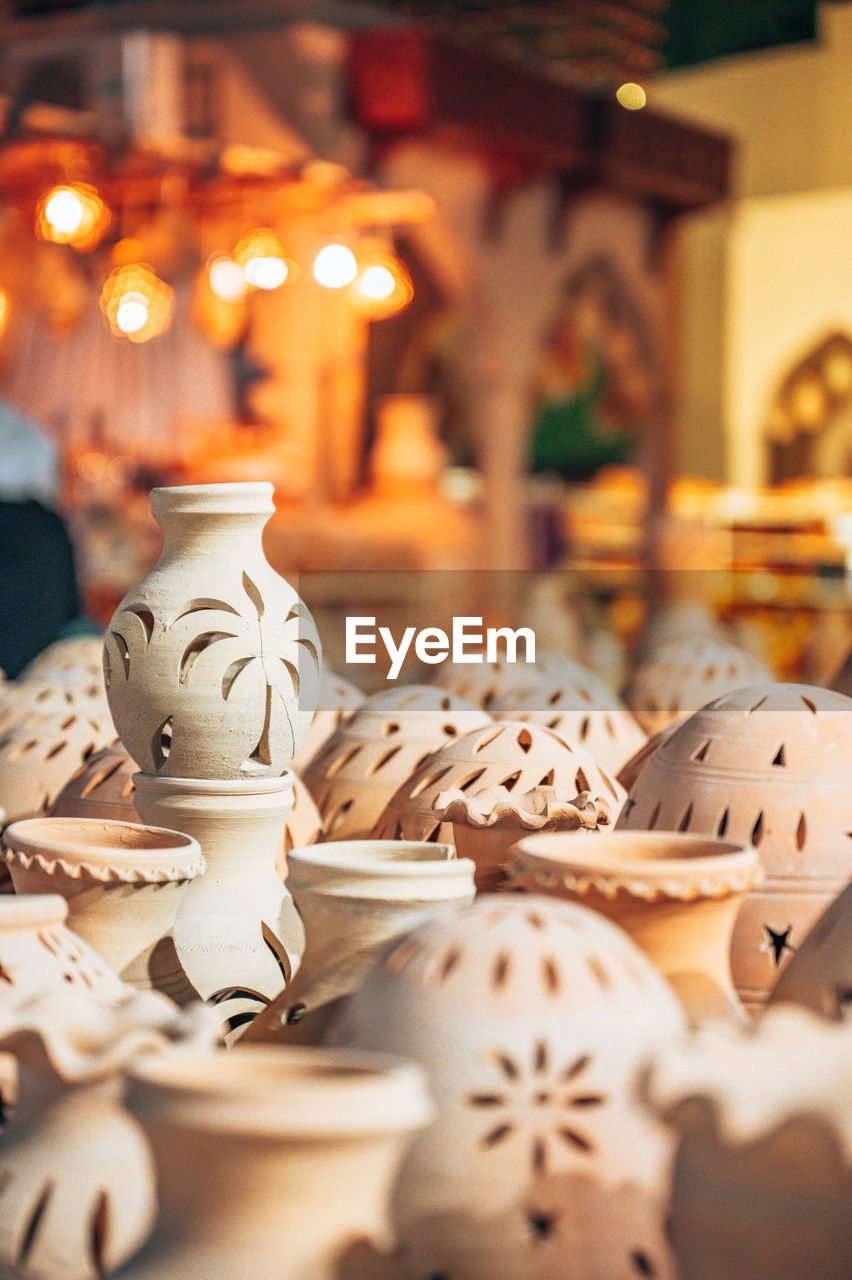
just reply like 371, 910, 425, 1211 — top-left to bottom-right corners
654, 2, 852, 483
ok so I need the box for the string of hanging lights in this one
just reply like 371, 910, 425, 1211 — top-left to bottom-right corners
0, 123, 429, 345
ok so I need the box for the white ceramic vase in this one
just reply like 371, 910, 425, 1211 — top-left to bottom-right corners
114, 1046, 433, 1280
103, 482, 322, 780
247, 840, 476, 1043
2, 818, 205, 1003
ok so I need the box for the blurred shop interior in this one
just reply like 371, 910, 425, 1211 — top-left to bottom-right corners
1, 0, 851, 683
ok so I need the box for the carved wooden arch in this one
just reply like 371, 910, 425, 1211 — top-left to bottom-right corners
535, 253, 660, 429
767, 331, 852, 483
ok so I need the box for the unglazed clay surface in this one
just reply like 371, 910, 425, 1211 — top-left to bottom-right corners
0, 710, 118, 825
622, 640, 772, 736
116, 1046, 432, 1280
104, 483, 321, 779
618, 683, 852, 1009
373, 722, 625, 849
246, 840, 475, 1043
303, 686, 491, 841
0, 986, 217, 1280
434, 786, 614, 891
644, 1006, 852, 1280
492, 660, 646, 775
327, 895, 684, 1280
291, 669, 365, 772
511, 831, 761, 1023
2, 818, 205, 1001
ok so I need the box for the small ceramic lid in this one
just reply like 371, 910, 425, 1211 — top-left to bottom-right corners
125, 1045, 434, 1138
2, 817, 205, 884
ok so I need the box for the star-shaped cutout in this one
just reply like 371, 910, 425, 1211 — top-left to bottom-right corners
760, 924, 796, 967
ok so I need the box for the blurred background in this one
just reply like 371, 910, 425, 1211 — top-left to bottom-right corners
0, 0, 850, 683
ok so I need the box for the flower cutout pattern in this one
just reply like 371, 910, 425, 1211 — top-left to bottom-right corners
466, 1039, 606, 1177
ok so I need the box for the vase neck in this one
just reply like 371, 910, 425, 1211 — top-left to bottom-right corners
155, 511, 269, 562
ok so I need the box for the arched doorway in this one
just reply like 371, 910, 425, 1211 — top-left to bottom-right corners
766, 333, 852, 483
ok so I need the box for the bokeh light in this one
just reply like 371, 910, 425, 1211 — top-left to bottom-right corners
36, 182, 110, 251
100, 263, 174, 343
233, 229, 293, 292
616, 83, 647, 110
313, 243, 358, 288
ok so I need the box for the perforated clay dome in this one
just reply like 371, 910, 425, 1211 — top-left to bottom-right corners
291, 670, 365, 772
0, 710, 119, 826
327, 894, 684, 1280
492, 658, 646, 775
618, 683, 852, 1009
302, 685, 492, 841
623, 640, 772, 736
372, 721, 625, 848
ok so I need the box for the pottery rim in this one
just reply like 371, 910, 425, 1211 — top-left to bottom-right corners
132, 771, 296, 798
150, 481, 274, 518
513, 831, 761, 902
125, 1045, 433, 1137
2, 817, 204, 883
288, 839, 463, 873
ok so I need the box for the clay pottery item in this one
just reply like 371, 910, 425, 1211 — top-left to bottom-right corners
0, 677, 111, 737
291, 669, 365, 773
115, 1046, 433, 1280
618, 683, 852, 1010
510, 831, 761, 1023
0, 894, 126, 1006
0, 986, 218, 1280
104, 482, 322, 780
616, 719, 684, 793
429, 655, 543, 711
2, 818, 205, 1003
50, 744, 138, 824
622, 640, 772, 736
492, 659, 646, 775
19, 635, 106, 686
0, 710, 118, 827
768, 877, 852, 1018
131, 771, 302, 1035
643, 1006, 852, 1280
373, 721, 625, 849
50, 746, 322, 880
246, 840, 476, 1045
326, 895, 685, 1280
302, 686, 491, 841
434, 786, 614, 892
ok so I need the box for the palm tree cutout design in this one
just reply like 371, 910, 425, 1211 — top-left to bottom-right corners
107, 571, 320, 776
466, 1040, 605, 1177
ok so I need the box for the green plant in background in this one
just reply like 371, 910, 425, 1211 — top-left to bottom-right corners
529, 354, 634, 483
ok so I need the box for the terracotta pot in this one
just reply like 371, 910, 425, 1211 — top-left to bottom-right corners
492, 659, 646, 775
2, 818, 205, 1003
0, 893, 125, 1006
115, 1046, 433, 1280
373, 721, 625, 849
622, 640, 771, 736
0, 709, 118, 827
0, 986, 218, 1280
768, 877, 852, 1018
434, 786, 614, 892
131, 772, 302, 1037
618, 683, 852, 1010
104, 482, 322, 780
616, 719, 684, 793
246, 840, 475, 1044
327, 895, 684, 1280
644, 1006, 852, 1280
302, 686, 491, 841
511, 831, 761, 1023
